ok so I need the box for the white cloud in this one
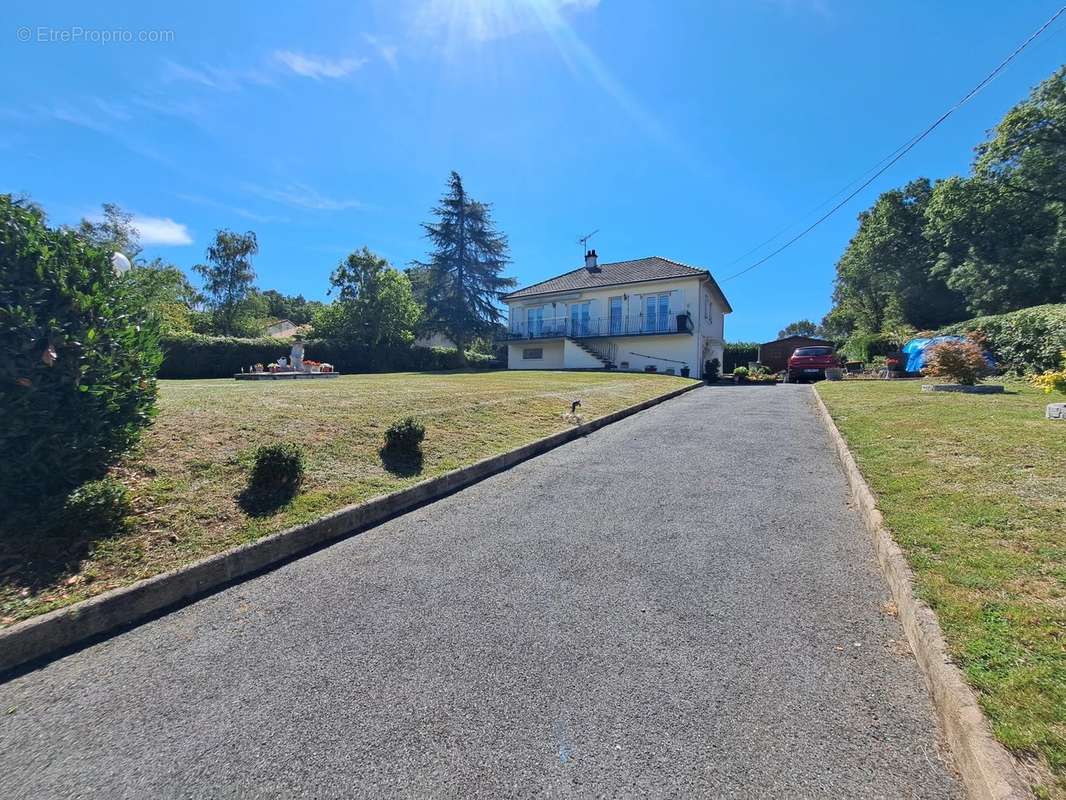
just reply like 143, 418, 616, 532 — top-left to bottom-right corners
161, 59, 274, 92
176, 193, 290, 224
274, 51, 368, 80
131, 216, 193, 246
244, 182, 362, 211
364, 34, 399, 69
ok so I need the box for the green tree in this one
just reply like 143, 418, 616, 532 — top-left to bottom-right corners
974, 66, 1066, 206
777, 319, 819, 338
831, 178, 967, 332
925, 69, 1066, 314
412, 172, 515, 361
924, 176, 1062, 315
193, 230, 258, 337
313, 247, 421, 347
122, 258, 201, 334
77, 202, 143, 261
260, 289, 324, 325
0, 195, 161, 512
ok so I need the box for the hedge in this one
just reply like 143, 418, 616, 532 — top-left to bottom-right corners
840, 332, 896, 363
723, 342, 759, 373
159, 334, 494, 379
940, 304, 1066, 374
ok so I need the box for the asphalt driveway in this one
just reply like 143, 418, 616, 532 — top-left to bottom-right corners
0, 384, 960, 798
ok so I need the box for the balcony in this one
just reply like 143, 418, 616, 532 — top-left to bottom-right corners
504, 313, 693, 341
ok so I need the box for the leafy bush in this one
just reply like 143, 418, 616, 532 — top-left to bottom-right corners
723, 343, 758, 373
158, 334, 494, 379
841, 332, 896, 362
248, 442, 305, 493
922, 340, 988, 385
703, 357, 720, 381
1030, 350, 1066, 395
941, 304, 1066, 374
51, 478, 132, 538
733, 366, 750, 378
384, 416, 426, 455
0, 196, 161, 512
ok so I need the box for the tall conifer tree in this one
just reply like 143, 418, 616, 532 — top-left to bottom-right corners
412, 172, 515, 360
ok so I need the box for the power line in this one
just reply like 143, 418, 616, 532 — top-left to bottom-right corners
721, 5, 1066, 283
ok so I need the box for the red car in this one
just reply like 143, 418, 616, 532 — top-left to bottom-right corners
787, 346, 841, 382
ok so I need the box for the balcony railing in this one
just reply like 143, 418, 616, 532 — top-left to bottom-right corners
504, 313, 693, 340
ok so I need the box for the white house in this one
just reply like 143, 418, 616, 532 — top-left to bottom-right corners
503, 252, 731, 378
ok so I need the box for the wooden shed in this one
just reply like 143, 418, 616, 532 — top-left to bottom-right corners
758, 335, 836, 372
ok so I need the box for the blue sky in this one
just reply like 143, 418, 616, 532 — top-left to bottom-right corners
4, 1, 1064, 341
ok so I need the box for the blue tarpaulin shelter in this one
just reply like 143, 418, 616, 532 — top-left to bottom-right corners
902, 336, 996, 373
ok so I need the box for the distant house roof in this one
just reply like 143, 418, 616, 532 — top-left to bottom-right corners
263, 318, 300, 338
503, 256, 732, 312
760, 335, 834, 347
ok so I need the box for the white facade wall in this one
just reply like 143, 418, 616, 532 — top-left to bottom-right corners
507, 275, 728, 377
507, 340, 564, 369
563, 339, 607, 369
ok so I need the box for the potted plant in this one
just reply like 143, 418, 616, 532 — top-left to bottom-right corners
733, 366, 749, 384
680, 365, 690, 378
703, 358, 720, 384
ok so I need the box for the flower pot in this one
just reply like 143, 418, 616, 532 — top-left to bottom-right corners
680, 367, 690, 378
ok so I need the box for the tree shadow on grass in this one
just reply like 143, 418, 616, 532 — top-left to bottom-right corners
236, 482, 301, 518
0, 511, 122, 596
379, 446, 424, 478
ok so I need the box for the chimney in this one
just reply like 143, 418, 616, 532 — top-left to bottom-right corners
584, 249, 599, 272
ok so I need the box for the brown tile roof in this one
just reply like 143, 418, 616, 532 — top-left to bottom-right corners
503, 256, 732, 311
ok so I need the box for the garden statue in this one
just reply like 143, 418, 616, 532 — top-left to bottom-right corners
290, 337, 305, 372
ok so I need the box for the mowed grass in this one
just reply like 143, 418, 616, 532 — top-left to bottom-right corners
1, 370, 693, 626
817, 380, 1065, 797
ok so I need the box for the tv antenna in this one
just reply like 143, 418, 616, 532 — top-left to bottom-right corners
577, 229, 598, 257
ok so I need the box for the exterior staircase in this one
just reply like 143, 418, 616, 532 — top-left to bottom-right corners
568, 338, 616, 369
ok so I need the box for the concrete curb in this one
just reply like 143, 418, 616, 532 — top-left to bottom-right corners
811, 388, 1033, 800
0, 380, 701, 676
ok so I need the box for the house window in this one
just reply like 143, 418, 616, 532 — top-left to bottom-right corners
522, 347, 543, 360
570, 302, 591, 336
526, 306, 543, 337
644, 293, 670, 332
609, 296, 623, 335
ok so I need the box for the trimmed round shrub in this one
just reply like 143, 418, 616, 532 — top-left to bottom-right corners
922, 340, 988, 385
50, 478, 132, 538
0, 196, 161, 515
248, 442, 305, 493
384, 416, 425, 454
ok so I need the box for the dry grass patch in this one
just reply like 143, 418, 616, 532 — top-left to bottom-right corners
1, 370, 692, 625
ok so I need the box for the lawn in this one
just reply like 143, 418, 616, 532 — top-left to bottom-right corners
0, 370, 693, 627
817, 380, 1065, 798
